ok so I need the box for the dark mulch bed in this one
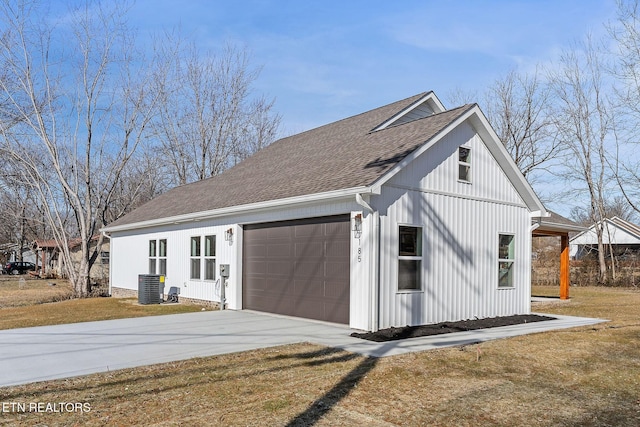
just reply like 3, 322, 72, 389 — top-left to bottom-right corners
351, 314, 556, 342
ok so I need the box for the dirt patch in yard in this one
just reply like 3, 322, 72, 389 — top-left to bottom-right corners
351, 314, 556, 342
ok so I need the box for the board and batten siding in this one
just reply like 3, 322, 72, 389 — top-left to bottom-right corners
109, 198, 373, 330
110, 223, 240, 306
372, 123, 532, 328
392, 121, 525, 206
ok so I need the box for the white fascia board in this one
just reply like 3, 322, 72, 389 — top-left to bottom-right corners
373, 92, 444, 131
427, 91, 446, 112
569, 226, 592, 242
570, 218, 626, 243
102, 186, 373, 233
372, 105, 548, 215
571, 218, 640, 243
611, 216, 640, 239
529, 210, 551, 218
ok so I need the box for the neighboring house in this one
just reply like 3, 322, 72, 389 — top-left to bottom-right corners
103, 92, 575, 331
570, 217, 640, 259
0, 243, 37, 265
68, 238, 110, 282
32, 237, 109, 280
32, 240, 61, 276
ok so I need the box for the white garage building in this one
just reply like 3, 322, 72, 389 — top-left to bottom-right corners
103, 92, 553, 331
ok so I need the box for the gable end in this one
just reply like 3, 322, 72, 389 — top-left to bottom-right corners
372, 91, 446, 131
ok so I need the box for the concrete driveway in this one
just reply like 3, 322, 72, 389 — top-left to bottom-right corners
0, 310, 605, 387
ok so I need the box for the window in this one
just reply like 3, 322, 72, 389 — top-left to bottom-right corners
204, 235, 216, 280
149, 240, 156, 274
398, 226, 422, 291
498, 234, 515, 288
100, 251, 110, 265
458, 146, 471, 183
149, 239, 167, 275
190, 236, 201, 279
158, 239, 167, 276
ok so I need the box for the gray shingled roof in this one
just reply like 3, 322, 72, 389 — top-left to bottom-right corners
546, 211, 581, 227
107, 93, 473, 229
536, 210, 586, 235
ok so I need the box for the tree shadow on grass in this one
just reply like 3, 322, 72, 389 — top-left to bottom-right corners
285, 355, 378, 427
284, 341, 401, 427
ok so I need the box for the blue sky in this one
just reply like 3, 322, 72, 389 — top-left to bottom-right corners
130, 0, 616, 136
109, 0, 627, 216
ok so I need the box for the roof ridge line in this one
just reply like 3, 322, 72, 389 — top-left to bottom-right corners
277, 92, 430, 141
368, 103, 476, 134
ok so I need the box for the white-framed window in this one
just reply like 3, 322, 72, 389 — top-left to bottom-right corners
158, 239, 167, 276
149, 240, 156, 274
100, 251, 110, 265
149, 239, 167, 275
398, 225, 423, 291
498, 234, 515, 288
190, 235, 217, 280
458, 146, 471, 183
204, 235, 216, 280
190, 236, 201, 279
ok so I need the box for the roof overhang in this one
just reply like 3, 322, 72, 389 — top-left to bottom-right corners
533, 220, 587, 236
371, 104, 548, 216
102, 185, 375, 233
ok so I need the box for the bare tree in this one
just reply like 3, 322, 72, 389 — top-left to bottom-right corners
484, 69, 559, 178
547, 37, 615, 284
0, 0, 158, 294
608, 0, 640, 218
102, 148, 170, 225
446, 70, 559, 179
444, 87, 478, 106
153, 38, 280, 186
570, 195, 636, 224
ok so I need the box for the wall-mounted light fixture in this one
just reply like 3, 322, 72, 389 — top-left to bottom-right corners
353, 213, 362, 238
224, 228, 234, 244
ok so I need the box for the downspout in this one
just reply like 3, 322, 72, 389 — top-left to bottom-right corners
530, 218, 541, 233
356, 193, 380, 332
101, 231, 112, 297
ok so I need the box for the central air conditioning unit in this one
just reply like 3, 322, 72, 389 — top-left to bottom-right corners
138, 274, 164, 304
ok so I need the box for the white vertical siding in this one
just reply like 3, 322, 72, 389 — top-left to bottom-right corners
373, 123, 532, 329
374, 188, 530, 328
392, 122, 524, 206
111, 223, 239, 306
110, 198, 373, 328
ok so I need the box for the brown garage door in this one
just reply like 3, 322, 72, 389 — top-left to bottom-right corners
242, 215, 350, 324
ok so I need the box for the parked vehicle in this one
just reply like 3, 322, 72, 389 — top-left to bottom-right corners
3, 261, 37, 275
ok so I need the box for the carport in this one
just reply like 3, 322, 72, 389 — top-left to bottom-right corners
532, 211, 586, 299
